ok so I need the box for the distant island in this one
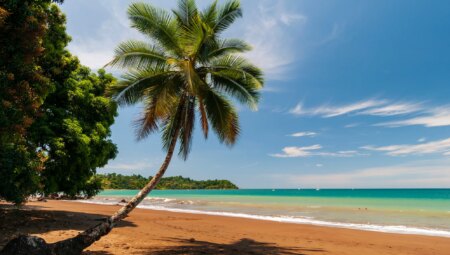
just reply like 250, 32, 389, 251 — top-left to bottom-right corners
97, 174, 239, 190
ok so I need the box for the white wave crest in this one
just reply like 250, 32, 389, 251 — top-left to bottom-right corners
71, 200, 450, 238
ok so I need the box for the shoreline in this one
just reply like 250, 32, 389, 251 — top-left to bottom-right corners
1, 200, 450, 255
74, 199, 450, 238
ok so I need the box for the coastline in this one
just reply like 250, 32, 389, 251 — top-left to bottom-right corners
1, 200, 450, 255
76, 198, 450, 238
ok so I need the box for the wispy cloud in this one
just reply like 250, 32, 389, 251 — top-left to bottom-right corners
272, 159, 450, 188
344, 123, 360, 128
289, 131, 317, 137
240, 2, 307, 80
66, 1, 147, 69
377, 106, 450, 127
362, 137, 450, 156
290, 99, 386, 117
290, 98, 450, 128
279, 13, 307, 26
270, 145, 363, 158
358, 102, 423, 116
271, 144, 322, 158
288, 98, 450, 130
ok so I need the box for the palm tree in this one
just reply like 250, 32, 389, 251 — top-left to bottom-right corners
0, 0, 263, 254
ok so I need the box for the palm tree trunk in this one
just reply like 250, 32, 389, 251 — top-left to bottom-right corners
47, 128, 180, 255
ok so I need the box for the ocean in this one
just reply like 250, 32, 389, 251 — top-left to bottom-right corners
78, 189, 450, 237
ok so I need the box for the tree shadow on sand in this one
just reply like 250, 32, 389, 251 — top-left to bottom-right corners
139, 238, 325, 255
82, 251, 114, 255
0, 203, 136, 250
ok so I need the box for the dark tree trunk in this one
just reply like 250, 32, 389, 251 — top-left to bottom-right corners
1, 128, 180, 255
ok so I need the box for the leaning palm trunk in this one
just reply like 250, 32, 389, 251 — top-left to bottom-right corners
51, 130, 179, 255
0, 129, 179, 255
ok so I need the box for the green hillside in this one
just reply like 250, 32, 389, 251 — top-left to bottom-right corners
98, 174, 238, 190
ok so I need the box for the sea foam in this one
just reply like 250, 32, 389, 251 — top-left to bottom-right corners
72, 199, 450, 238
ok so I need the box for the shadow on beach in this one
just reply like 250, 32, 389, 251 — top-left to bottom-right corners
139, 237, 325, 255
0, 202, 136, 250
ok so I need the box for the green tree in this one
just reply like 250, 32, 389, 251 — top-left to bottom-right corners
0, 2, 117, 204
15, 0, 262, 253
0, 0, 60, 204
29, 5, 118, 199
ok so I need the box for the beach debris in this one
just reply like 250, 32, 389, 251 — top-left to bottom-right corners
37, 197, 47, 202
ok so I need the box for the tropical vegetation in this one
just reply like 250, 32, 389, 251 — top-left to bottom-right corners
1, 0, 262, 254
99, 174, 238, 190
0, 1, 117, 204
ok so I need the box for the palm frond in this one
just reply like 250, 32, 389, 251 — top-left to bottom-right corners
106, 40, 167, 70
210, 70, 259, 110
207, 55, 264, 88
177, 16, 206, 57
200, 0, 218, 29
198, 99, 209, 138
173, 0, 198, 27
202, 88, 239, 145
128, 2, 181, 55
180, 59, 206, 94
214, 0, 242, 33
106, 67, 175, 106
178, 96, 196, 159
207, 39, 251, 59
161, 96, 186, 152
134, 98, 159, 140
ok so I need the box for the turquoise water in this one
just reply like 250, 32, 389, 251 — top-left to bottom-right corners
85, 189, 450, 237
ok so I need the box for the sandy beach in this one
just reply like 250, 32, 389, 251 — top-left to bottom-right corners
1, 200, 449, 255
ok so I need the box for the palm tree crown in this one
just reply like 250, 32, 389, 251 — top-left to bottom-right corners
107, 0, 264, 159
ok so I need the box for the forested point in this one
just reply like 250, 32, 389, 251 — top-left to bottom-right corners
98, 174, 239, 190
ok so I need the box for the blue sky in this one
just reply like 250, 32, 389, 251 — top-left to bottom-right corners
61, 0, 450, 188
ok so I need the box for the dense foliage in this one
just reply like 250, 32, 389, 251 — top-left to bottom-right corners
0, 1, 54, 204
0, 1, 117, 204
99, 174, 238, 190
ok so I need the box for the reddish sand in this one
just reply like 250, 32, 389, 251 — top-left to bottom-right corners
1, 200, 449, 255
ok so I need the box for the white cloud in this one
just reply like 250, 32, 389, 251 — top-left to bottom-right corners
288, 99, 450, 129
362, 137, 450, 156
290, 99, 386, 117
240, 2, 307, 80
289, 131, 317, 137
344, 123, 360, 128
274, 161, 450, 188
280, 13, 307, 26
378, 106, 450, 127
65, 1, 147, 70
316, 164, 323, 167
418, 137, 427, 142
358, 102, 423, 116
289, 103, 305, 115
271, 144, 322, 158
270, 145, 363, 158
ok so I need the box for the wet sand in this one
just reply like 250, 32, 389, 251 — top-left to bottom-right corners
1, 200, 449, 255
